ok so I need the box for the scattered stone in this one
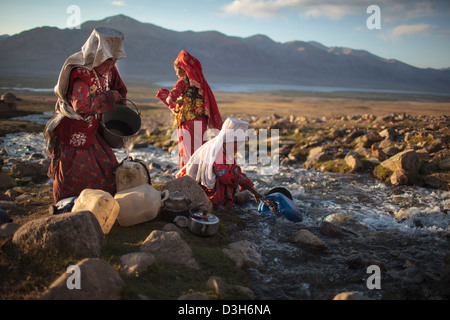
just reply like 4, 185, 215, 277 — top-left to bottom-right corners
206, 276, 231, 297
40, 258, 124, 300
140, 230, 200, 269
0, 172, 16, 189
344, 151, 362, 172
290, 229, 328, 251
120, 252, 156, 276
319, 221, 344, 237
0, 222, 20, 247
173, 215, 188, 228
162, 222, 183, 234
11, 161, 47, 179
303, 146, 330, 169
333, 292, 374, 300
223, 240, 263, 268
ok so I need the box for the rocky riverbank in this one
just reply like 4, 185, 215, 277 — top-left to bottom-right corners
1, 96, 449, 300
135, 111, 449, 190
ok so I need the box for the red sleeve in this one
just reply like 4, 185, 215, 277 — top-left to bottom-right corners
212, 162, 254, 191
168, 79, 187, 100
110, 66, 127, 104
69, 79, 116, 114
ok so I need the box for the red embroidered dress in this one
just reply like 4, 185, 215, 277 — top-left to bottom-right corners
49, 66, 127, 202
157, 50, 222, 168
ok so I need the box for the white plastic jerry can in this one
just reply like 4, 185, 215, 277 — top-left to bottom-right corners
114, 184, 170, 227
71, 189, 120, 234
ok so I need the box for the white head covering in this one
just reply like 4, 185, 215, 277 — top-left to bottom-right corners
54, 27, 126, 119
44, 27, 126, 156
179, 118, 249, 190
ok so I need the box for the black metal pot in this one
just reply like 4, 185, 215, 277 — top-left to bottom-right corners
101, 99, 141, 148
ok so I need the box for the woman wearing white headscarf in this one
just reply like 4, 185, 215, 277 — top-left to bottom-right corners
44, 27, 127, 204
177, 118, 264, 210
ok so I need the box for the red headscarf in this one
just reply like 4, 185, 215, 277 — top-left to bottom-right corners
174, 50, 223, 130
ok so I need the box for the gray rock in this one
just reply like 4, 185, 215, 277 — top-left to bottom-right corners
222, 240, 263, 268
290, 229, 328, 251
40, 258, 124, 300
140, 230, 200, 269
120, 251, 156, 275
0, 172, 16, 189
12, 211, 105, 258
380, 149, 422, 173
206, 276, 231, 297
11, 161, 47, 178
163, 176, 212, 213
344, 151, 362, 172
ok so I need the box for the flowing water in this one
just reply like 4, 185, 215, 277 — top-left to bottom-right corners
2, 113, 449, 299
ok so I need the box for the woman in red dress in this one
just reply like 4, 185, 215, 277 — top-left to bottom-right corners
177, 118, 264, 210
157, 50, 222, 168
44, 28, 127, 203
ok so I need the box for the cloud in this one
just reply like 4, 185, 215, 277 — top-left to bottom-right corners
221, 0, 449, 21
111, 1, 127, 6
382, 24, 434, 43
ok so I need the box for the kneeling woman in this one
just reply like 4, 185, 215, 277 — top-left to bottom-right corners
177, 118, 264, 210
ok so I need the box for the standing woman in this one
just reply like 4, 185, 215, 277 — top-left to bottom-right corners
157, 50, 222, 168
44, 27, 128, 203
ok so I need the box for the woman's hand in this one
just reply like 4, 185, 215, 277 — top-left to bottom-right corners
110, 90, 122, 102
166, 96, 174, 106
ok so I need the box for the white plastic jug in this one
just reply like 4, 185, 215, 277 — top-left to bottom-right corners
114, 184, 170, 227
71, 189, 119, 234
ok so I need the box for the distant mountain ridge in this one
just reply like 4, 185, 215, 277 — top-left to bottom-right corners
1, 14, 449, 93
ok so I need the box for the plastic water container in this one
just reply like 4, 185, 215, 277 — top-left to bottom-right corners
114, 184, 169, 227
71, 189, 120, 234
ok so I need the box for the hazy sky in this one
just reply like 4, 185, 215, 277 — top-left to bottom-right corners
1, 0, 449, 69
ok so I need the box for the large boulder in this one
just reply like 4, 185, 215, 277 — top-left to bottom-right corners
12, 211, 105, 257
162, 175, 212, 213
374, 149, 425, 185
379, 149, 422, 173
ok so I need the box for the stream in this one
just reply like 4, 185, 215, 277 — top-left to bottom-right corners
2, 112, 450, 299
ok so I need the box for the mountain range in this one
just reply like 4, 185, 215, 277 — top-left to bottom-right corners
1, 14, 449, 93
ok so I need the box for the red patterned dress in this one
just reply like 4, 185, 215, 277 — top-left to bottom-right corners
49, 66, 127, 202
170, 78, 208, 168
156, 50, 222, 168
